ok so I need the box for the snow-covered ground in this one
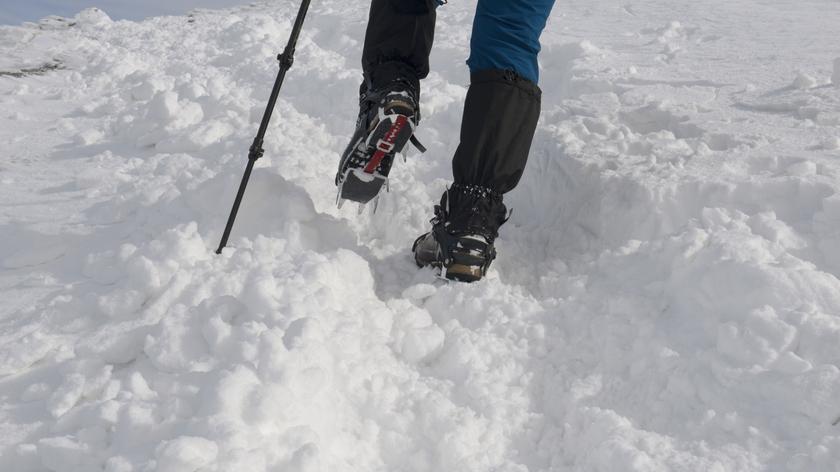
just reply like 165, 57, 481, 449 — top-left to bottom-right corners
2, 1, 840, 470
0, 0, 253, 26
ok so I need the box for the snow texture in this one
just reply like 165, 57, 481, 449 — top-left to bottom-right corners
1, 1, 840, 471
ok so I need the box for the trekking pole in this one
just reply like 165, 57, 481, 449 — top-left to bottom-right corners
216, 0, 312, 254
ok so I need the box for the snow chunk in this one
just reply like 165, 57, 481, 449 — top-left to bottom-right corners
154, 437, 218, 472
47, 373, 86, 418
289, 443, 321, 472
283, 317, 324, 350
785, 160, 817, 176
822, 136, 840, 150
401, 283, 437, 301
747, 212, 807, 250
145, 305, 216, 373
148, 92, 180, 121
793, 71, 817, 90
0, 331, 59, 376
145, 91, 204, 134
772, 351, 812, 375
75, 128, 104, 145
74, 8, 113, 27
38, 436, 101, 472
716, 305, 797, 368
402, 324, 445, 363
127, 371, 156, 400
389, 301, 445, 363
104, 456, 133, 472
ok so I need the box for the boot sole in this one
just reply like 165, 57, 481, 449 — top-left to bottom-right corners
337, 114, 414, 204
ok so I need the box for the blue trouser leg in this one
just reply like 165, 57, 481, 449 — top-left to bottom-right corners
467, 0, 556, 84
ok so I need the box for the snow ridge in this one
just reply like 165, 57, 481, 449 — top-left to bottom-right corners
1, 1, 840, 471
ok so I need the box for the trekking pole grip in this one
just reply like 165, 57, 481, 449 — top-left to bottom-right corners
215, 0, 312, 255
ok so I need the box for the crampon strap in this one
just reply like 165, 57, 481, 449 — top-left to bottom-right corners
410, 135, 427, 153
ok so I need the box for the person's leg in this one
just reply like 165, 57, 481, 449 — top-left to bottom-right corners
414, 0, 556, 282
452, 0, 556, 195
336, 0, 438, 204
361, 0, 437, 93
450, 71, 541, 196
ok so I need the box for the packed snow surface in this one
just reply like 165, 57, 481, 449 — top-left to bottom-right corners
2, 1, 840, 471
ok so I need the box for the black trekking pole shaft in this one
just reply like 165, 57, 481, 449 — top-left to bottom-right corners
216, 0, 312, 255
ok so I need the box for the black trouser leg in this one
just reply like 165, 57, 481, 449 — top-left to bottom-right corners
452, 70, 541, 194
361, 0, 437, 92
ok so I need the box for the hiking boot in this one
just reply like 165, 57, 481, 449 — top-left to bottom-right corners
336, 78, 423, 206
413, 184, 508, 282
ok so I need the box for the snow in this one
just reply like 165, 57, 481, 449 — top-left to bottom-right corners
834, 58, 840, 87
1, 0, 840, 471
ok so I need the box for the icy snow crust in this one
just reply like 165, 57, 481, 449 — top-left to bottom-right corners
1, 1, 840, 471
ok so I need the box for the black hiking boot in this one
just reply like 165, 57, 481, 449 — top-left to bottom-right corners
336, 78, 423, 207
412, 184, 508, 283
